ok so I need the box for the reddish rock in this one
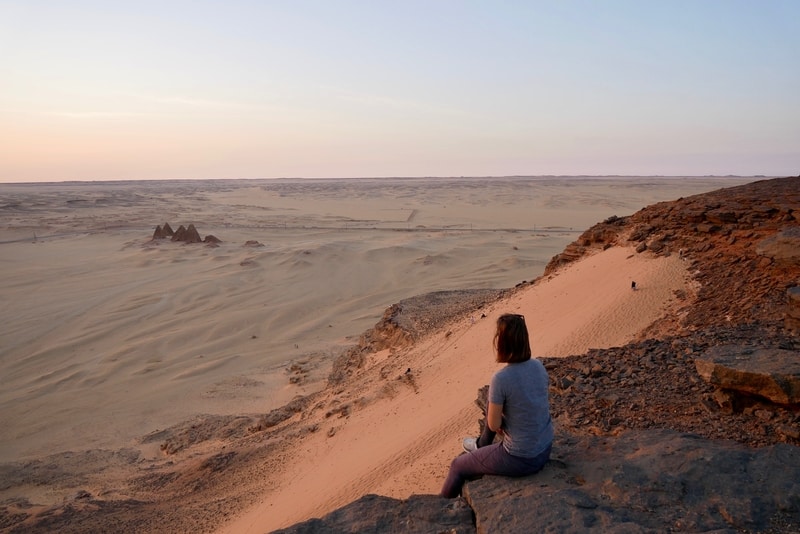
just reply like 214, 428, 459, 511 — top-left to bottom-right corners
695, 345, 800, 405
756, 227, 800, 265
787, 286, 800, 333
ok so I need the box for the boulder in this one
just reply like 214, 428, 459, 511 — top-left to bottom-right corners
204, 235, 222, 244
464, 429, 800, 533
788, 286, 800, 333
272, 494, 474, 534
756, 227, 800, 265
695, 345, 800, 405
152, 225, 166, 239
162, 222, 175, 236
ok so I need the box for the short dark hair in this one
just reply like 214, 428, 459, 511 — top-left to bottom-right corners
494, 313, 531, 363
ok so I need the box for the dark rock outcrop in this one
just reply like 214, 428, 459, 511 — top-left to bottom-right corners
464, 429, 800, 534
273, 494, 474, 534
162, 222, 174, 236
695, 345, 800, 405
544, 324, 800, 447
366, 290, 505, 348
788, 286, 800, 333
757, 227, 800, 265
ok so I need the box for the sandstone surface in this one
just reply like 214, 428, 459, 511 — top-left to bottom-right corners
695, 345, 800, 405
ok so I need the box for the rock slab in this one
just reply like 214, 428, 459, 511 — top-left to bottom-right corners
788, 286, 800, 333
695, 345, 800, 405
272, 494, 475, 534
464, 429, 800, 534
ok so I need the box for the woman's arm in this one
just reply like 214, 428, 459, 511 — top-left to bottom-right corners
487, 402, 504, 434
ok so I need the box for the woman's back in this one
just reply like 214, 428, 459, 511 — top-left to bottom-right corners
490, 358, 553, 458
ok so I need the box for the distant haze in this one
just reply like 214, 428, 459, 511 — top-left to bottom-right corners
1, 1, 798, 183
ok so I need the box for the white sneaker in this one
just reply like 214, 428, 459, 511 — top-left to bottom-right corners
462, 437, 478, 453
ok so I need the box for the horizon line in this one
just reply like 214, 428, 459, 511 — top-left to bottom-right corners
0, 174, 784, 186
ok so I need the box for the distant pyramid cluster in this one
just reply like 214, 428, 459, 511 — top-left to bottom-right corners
152, 222, 221, 245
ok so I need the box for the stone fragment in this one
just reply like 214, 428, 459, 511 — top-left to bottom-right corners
788, 286, 800, 333
756, 227, 800, 265
695, 345, 800, 405
696, 223, 721, 233
648, 239, 665, 253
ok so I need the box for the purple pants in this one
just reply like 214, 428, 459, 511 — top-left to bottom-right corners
440, 441, 551, 498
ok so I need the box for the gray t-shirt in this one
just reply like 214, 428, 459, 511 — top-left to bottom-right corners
489, 358, 554, 458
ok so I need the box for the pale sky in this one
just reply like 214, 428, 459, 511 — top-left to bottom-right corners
1, 1, 798, 182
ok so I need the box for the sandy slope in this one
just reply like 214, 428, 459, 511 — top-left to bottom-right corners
218, 246, 690, 532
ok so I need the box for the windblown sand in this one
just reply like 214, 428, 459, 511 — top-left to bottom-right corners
0, 176, 754, 529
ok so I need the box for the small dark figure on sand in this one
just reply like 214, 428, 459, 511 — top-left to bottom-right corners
631, 281, 637, 290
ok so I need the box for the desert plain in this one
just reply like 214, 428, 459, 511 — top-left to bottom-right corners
0, 176, 757, 531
